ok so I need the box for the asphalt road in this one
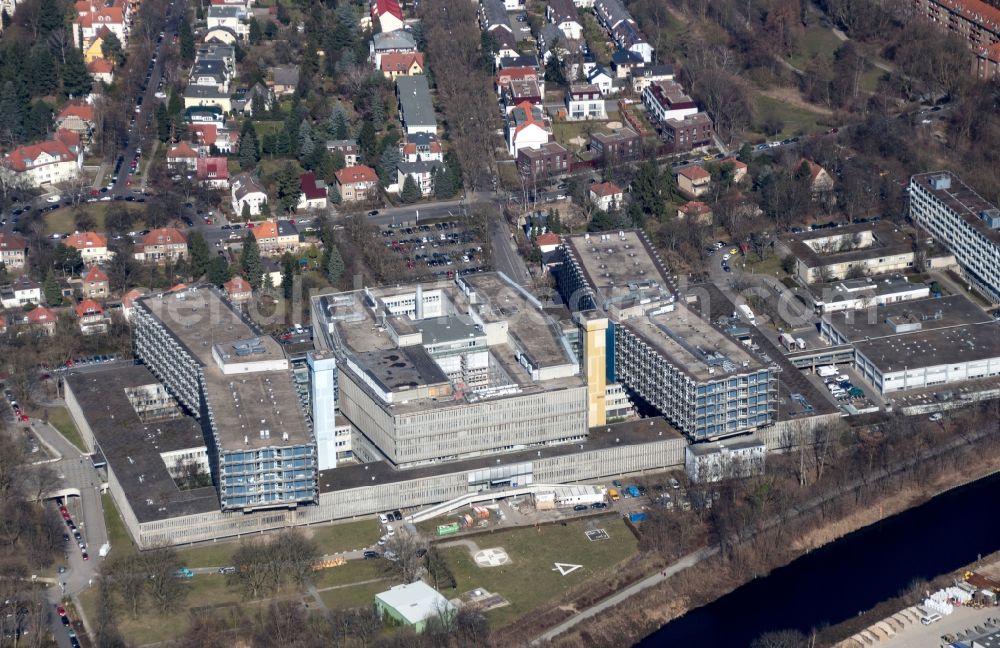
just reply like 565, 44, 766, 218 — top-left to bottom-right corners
111, 0, 187, 196
29, 416, 107, 648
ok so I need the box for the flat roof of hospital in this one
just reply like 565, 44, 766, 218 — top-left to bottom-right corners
621, 300, 766, 381
65, 365, 219, 523
562, 230, 673, 306
136, 287, 312, 450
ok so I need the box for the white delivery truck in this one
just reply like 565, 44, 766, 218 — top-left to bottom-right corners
817, 365, 838, 378
99, 542, 111, 557
737, 304, 756, 325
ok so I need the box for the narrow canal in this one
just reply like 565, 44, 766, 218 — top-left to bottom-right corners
638, 471, 1000, 646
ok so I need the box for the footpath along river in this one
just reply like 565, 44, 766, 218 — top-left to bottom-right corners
638, 471, 1000, 647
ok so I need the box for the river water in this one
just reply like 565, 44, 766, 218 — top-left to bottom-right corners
637, 471, 1000, 647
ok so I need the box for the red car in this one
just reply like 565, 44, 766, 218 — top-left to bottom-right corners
19, 414, 29, 422
56, 606, 66, 617
245, 222, 254, 229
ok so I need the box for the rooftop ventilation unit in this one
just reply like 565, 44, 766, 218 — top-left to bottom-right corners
928, 174, 951, 191
980, 209, 1000, 229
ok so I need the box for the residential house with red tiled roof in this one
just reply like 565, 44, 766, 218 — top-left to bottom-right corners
719, 157, 748, 184
64, 231, 111, 265
75, 299, 109, 334
335, 165, 379, 203
135, 228, 188, 263
4, 139, 81, 187
677, 201, 713, 225
55, 102, 96, 135
800, 159, 834, 194
535, 232, 562, 253
380, 52, 424, 79
196, 156, 230, 189
506, 101, 549, 156
399, 133, 442, 163
371, 0, 404, 32
121, 288, 146, 321
82, 266, 110, 299
0, 233, 28, 269
589, 182, 623, 211
495, 67, 544, 96
677, 165, 712, 198
223, 276, 252, 302
167, 141, 199, 171
73, 1, 130, 50
87, 58, 116, 85
25, 305, 57, 335
252, 220, 301, 255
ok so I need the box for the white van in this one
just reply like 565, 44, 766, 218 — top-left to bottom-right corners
920, 612, 942, 625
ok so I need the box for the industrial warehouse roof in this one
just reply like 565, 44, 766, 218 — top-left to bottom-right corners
136, 287, 312, 451
824, 294, 1000, 372
823, 294, 992, 342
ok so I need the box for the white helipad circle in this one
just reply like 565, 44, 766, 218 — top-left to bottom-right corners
606, 121, 623, 130
473, 547, 510, 567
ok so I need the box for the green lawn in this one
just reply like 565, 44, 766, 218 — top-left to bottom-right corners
318, 579, 388, 610
78, 573, 244, 646
787, 26, 844, 70
437, 518, 639, 627
102, 493, 137, 557
860, 67, 885, 93
304, 519, 382, 554
752, 95, 829, 139
553, 122, 607, 152
175, 519, 381, 569
743, 251, 784, 276
77, 556, 388, 643
312, 559, 386, 589
44, 407, 88, 452
43, 204, 107, 236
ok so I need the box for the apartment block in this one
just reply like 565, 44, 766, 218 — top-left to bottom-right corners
517, 142, 570, 180
909, 171, 1000, 303
132, 286, 318, 512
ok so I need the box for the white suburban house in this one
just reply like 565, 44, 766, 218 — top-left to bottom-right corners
4, 138, 81, 187
547, 0, 583, 40
506, 101, 550, 156
231, 173, 269, 216
565, 84, 606, 120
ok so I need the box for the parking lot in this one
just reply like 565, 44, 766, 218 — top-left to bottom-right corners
378, 219, 488, 281
801, 364, 882, 412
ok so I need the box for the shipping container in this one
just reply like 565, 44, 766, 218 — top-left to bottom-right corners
628, 512, 649, 523
436, 522, 460, 536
